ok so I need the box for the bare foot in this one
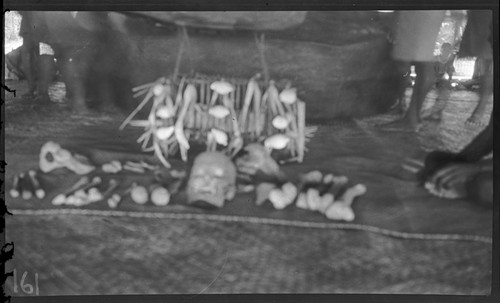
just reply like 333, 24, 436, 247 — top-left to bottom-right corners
380, 118, 419, 132
466, 115, 486, 126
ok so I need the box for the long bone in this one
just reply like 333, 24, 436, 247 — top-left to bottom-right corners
325, 184, 367, 221
120, 78, 166, 130
52, 176, 102, 205
239, 76, 259, 132
175, 83, 196, 162
27, 170, 45, 199
9, 173, 21, 198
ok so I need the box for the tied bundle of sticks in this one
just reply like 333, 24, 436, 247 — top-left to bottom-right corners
121, 74, 316, 167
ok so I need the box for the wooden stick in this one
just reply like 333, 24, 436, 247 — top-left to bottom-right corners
253, 83, 262, 136
297, 101, 306, 162
175, 76, 186, 110
133, 88, 149, 98
132, 82, 155, 92
239, 79, 256, 131
153, 138, 171, 168
120, 89, 154, 130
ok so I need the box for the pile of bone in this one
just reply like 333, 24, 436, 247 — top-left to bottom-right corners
10, 170, 46, 200
51, 176, 172, 208
256, 170, 367, 222
101, 160, 158, 174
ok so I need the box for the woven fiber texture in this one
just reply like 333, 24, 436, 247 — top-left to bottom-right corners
5, 215, 492, 295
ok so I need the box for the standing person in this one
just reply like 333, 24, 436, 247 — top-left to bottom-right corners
419, 115, 493, 206
457, 10, 493, 125
424, 42, 456, 121
18, 11, 57, 104
384, 10, 447, 130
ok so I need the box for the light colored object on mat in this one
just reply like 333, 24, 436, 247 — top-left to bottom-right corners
39, 141, 95, 174
52, 176, 102, 206
131, 183, 149, 205
28, 170, 45, 199
150, 184, 171, 206
102, 160, 123, 174
235, 143, 283, 180
325, 184, 367, 222
268, 182, 297, 209
301, 170, 323, 184
9, 174, 21, 198
186, 151, 237, 208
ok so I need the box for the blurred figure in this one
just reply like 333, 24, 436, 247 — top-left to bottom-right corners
423, 42, 456, 121
419, 115, 493, 205
18, 11, 57, 103
457, 10, 493, 125
385, 10, 447, 130
15, 11, 133, 113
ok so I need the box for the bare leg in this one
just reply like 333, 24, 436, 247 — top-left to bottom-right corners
425, 79, 450, 121
60, 57, 89, 113
35, 54, 56, 103
384, 61, 435, 130
20, 43, 37, 97
467, 59, 493, 125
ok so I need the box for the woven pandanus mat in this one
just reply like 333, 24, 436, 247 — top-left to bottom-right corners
5, 121, 493, 242
5, 215, 492, 295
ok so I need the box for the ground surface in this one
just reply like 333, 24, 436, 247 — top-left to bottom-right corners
2, 79, 493, 295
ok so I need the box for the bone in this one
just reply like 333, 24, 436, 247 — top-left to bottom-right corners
123, 161, 146, 173
131, 183, 149, 205
9, 173, 21, 198
317, 193, 335, 214
39, 141, 95, 174
101, 179, 119, 200
27, 170, 45, 199
120, 89, 154, 130
268, 188, 289, 209
174, 84, 196, 162
107, 193, 122, 209
306, 188, 321, 211
295, 192, 308, 209
132, 81, 155, 92
402, 163, 420, 174
150, 184, 171, 206
51, 176, 101, 205
337, 184, 367, 206
325, 202, 355, 222
20, 172, 33, 200
102, 161, 122, 174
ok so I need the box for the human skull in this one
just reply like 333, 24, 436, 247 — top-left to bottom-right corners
39, 141, 95, 174
186, 151, 237, 208
235, 143, 283, 181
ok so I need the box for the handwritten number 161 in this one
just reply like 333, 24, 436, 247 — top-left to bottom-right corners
12, 269, 39, 295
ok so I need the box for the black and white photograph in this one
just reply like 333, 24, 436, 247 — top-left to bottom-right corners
2, 1, 498, 299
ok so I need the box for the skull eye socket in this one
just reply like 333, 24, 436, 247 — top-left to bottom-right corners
45, 152, 54, 163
